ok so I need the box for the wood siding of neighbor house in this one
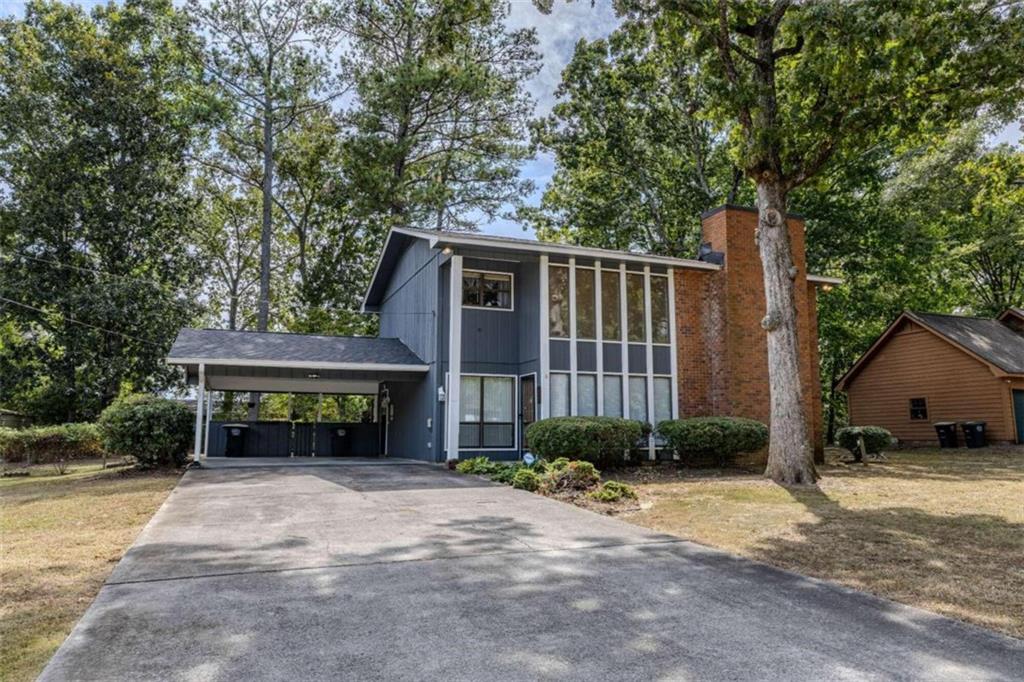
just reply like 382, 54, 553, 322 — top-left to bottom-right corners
846, 320, 1018, 443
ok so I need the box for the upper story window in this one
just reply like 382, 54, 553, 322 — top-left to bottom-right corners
463, 270, 512, 309
651, 275, 670, 344
549, 264, 569, 337
909, 398, 928, 420
575, 267, 596, 339
601, 269, 621, 340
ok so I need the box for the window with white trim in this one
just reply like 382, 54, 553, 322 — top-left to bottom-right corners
577, 374, 597, 416
459, 375, 514, 448
651, 275, 670, 344
463, 271, 512, 309
628, 376, 648, 422
550, 372, 570, 417
549, 265, 569, 338
603, 375, 623, 417
601, 269, 621, 340
626, 273, 646, 341
653, 377, 672, 425
575, 267, 596, 339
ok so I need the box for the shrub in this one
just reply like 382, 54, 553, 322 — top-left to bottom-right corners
0, 423, 103, 464
657, 417, 769, 466
541, 460, 601, 493
588, 480, 637, 503
511, 467, 540, 491
98, 395, 193, 468
526, 417, 644, 467
836, 426, 892, 459
488, 463, 521, 484
456, 456, 497, 475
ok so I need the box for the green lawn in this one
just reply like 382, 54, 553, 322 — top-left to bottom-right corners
0, 462, 180, 681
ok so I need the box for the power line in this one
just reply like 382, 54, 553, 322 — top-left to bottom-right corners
0, 295, 162, 347
2, 252, 168, 289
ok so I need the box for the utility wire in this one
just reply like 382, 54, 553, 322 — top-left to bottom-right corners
2, 252, 168, 289
0, 295, 162, 347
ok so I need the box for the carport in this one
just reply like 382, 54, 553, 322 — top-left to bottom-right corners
166, 328, 429, 460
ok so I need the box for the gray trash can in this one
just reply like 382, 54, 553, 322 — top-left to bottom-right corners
961, 421, 986, 449
933, 422, 958, 448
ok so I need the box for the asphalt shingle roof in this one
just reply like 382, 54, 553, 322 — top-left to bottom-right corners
910, 312, 1024, 375
167, 328, 426, 366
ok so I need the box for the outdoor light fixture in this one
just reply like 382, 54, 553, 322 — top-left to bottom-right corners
821, 284, 834, 292
441, 246, 453, 256
307, 372, 320, 379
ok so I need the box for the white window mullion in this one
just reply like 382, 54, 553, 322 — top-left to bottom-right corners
568, 257, 578, 415
667, 268, 679, 419
594, 260, 604, 416
644, 265, 656, 460
619, 263, 629, 419
539, 254, 550, 419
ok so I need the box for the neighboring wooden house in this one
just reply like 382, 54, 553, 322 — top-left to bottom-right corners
168, 205, 839, 462
838, 311, 1024, 445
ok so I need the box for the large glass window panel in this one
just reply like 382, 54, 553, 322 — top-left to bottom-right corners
603, 375, 622, 417
628, 376, 648, 423
549, 265, 569, 338
653, 377, 672, 426
463, 271, 512, 309
626, 273, 646, 342
577, 374, 597, 416
460, 376, 481, 422
601, 270, 621, 340
651, 276, 670, 344
550, 373, 570, 417
482, 377, 514, 422
575, 268, 596, 338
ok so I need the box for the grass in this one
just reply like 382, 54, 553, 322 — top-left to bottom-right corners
614, 446, 1024, 639
0, 461, 180, 682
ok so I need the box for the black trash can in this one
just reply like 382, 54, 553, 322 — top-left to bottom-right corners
961, 421, 987, 449
933, 422, 959, 448
222, 424, 249, 457
329, 426, 348, 457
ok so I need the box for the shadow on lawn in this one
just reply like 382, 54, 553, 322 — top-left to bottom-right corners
752, 484, 1024, 638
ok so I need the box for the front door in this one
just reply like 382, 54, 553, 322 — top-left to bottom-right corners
1013, 390, 1024, 445
520, 374, 536, 452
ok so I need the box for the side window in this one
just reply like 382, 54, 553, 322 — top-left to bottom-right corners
463, 271, 512, 309
909, 398, 928, 420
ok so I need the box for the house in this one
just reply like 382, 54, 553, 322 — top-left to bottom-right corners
837, 310, 1024, 445
167, 205, 839, 462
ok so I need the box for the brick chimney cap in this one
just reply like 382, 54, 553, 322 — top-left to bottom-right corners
700, 204, 805, 220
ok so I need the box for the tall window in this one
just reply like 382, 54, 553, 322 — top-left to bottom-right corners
628, 376, 647, 423
603, 375, 622, 417
550, 373, 570, 417
549, 265, 569, 338
575, 268, 596, 338
601, 270, 621, 340
463, 271, 512, 309
653, 377, 672, 425
460, 376, 514, 448
651, 276, 670, 343
577, 374, 597, 416
626, 273, 646, 341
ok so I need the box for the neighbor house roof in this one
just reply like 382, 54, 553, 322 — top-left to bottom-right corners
998, 307, 1024, 324
166, 328, 427, 371
837, 310, 1024, 390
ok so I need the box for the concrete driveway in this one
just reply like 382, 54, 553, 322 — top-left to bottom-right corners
41, 459, 1023, 681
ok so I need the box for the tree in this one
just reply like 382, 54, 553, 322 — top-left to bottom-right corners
527, 20, 744, 255
0, 0, 211, 422
342, 0, 541, 233
599, 0, 1024, 483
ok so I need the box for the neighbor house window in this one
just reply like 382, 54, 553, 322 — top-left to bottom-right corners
462, 271, 512, 309
651, 276, 670, 344
549, 265, 569, 338
577, 374, 597, 416
601, 270, 621, 340
603, 375, 623, 417
626, 273, 646, 341
628, 376, 648, 423
460, 376, 514, 448
550, 373, 570, 416
575, 268, 596, 339
909, 398, 928, 420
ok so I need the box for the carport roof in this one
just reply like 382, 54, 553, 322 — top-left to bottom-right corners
167, 328, 427, 370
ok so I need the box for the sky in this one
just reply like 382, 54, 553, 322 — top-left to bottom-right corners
2, 0, 1020, 240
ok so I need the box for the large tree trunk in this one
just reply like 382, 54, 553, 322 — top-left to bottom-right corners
756, 181, 817, 484
250, 99, 275, 421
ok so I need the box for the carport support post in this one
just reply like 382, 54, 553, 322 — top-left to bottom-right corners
193, 363, 205, 464
445, 254, 463, 463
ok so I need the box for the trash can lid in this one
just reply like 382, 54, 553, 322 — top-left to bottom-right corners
961, 421, 986, 426
932, 422, 957, 426
221, 423, 250, 429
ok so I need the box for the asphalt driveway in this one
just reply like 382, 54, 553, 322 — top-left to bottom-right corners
41, 459, 1023, 681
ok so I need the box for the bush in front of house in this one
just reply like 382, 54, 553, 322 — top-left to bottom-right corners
540, 459, 600, 493
0, 423, 103, 464
455, 456, 498, 476
98, 395, 193, 468
588, 480, 637, 503
525, 417, 644, 467
657, 417, 769, 466
836, 426, 892, 459
511, 467, 541, 491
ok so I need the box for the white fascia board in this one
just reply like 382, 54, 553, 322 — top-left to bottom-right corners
807, 274, 843, 285
166, 357, 429, 372
361, 228, 401, 313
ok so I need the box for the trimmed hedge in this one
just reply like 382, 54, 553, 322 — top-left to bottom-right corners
525, 417, 644, 467
836, 426, 892, 459
0, 423, 103, 463
657, 417, 769, 466
98, 395, 193, 468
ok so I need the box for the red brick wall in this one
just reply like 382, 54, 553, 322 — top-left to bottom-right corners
675, 205, 825, 460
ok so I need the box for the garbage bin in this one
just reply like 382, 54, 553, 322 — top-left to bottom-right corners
933, 422, 958, 448
222, 424, 249, 457
961, 421, 987, 449
329, 426, 348, 457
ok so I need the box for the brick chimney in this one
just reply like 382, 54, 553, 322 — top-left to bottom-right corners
674, 205, 824, 461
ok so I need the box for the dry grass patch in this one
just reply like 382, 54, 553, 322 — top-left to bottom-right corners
0, 462, 180, 681
614, 447, 1024, 639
